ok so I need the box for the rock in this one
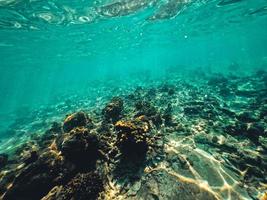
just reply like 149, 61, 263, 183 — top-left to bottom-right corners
135, 101, 157, 116
63, 112, 91, 133
246, 122, 265, 140
41, 186, 63, 200
224, 122, 246, 136
50, 122, 63, 134
146, 88, 157, 98
237, 111, 258, 123
207, 75, 228, 86
160, 84, 176, 95
42, 172, 103, 200
23, 150, 38, 165
219, 86, 232, 97
260, 105, 267, 119
127, 180, 142, 196
60, 127, 99, 165
150, 114, 163, 127
228, 149, 265, 179
236, 89, 258, 97
3, 151, 73, 200
115, 116, 150, 134
259, 136, 267, 150
260, 193, 267, 200
148, 0, 186, 21
0, 153, 8, 169
225, 121, 265, 142
102, 97, 123, 122
135, 100, 162, 126
136, 170, 217, 200
218, 107, 236, 117
115, 117, 151, 156
163, 103, 175, 126
0, 170, 16, 195
183, 106, 202, 115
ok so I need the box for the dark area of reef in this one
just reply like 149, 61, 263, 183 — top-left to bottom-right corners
0, 70, 267, 200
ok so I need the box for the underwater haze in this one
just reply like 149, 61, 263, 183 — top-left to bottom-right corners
0, 0, 267, 113
0, 0, 267, 200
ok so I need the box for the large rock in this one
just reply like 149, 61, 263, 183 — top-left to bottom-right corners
115, 116, 151, 156
60, 127, 99, 165
63, 112, 91, 133
136, 170, 218, 200
102, 97, 124, 122
42, 172, 103, 200
3, 151, 73, 200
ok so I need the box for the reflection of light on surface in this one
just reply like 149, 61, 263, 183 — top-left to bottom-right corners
260, 192, 267, 200
144, 139, 255, 200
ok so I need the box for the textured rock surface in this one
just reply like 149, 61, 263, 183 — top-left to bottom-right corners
0, 72, 266, 200
102, 97, 124, 122
2, 151, 73, 200
60, 127, 99, 167
42, 172, 103, 200
63, 112, 91, 133
0, 153, 8, 169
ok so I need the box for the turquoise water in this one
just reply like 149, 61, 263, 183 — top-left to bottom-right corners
0, 0, 267, 199
0, 0, 267, 114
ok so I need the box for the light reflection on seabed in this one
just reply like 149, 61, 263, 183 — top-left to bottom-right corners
105, 131, 267, 200
148, 134, 267, 200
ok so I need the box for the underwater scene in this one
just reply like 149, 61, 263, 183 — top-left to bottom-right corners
0, 0, 267, 199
